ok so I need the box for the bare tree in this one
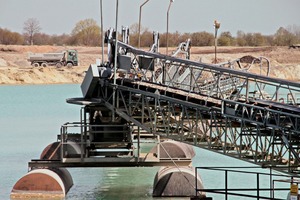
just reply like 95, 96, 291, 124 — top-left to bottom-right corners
71, 18, 101, 46
129, 23, 149, 47
23, 18, 41, 45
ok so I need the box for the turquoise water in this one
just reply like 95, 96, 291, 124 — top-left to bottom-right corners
0, 84, 290, 200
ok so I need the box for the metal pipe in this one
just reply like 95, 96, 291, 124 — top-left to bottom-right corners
225, 170, 228, 200
257, 173, 260, 199
214, 20, 220, 63
166, 0, 174, 55
114, 0, 119, 85
112, 0, 119, 122
195, 168, 198, 197
80, 108, 84, 160
100, 0, 104, 63
214, 29, 217, 63
138, 0, 150, 49
137, 126, 140, 160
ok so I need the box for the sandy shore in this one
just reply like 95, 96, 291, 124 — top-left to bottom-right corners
0, 45, 300, 85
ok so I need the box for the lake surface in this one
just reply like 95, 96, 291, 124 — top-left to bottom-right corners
0, 84, 290, 200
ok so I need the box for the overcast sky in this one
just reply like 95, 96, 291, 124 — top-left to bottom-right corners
1, 0, 299, 36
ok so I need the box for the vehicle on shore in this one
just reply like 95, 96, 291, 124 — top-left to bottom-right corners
289, 44, 300, 49
28, 49, 78, 67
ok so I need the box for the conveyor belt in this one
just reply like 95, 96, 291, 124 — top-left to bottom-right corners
251, 99, 300, 114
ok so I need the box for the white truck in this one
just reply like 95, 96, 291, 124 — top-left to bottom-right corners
289, 44, 300, 49
28, 49, 78, 67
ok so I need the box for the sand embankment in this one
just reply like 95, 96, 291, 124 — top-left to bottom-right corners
0, 45, 300, 85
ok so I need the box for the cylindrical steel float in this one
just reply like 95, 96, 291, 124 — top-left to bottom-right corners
11, 168, 73, 199
40, 141, 81, 160
153, 166, 206, 197
149, 140, 195, 159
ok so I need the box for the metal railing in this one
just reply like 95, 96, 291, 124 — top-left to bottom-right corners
195, 166, 298, 199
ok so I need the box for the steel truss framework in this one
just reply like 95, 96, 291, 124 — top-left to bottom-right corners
86, 41, 300, 175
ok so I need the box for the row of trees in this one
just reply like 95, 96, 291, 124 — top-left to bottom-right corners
0, 18, 101, 46
0, 18, 300, 47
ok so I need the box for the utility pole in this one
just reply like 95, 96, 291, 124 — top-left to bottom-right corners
138, 0, 150, 49
214, 20, 220, 63
166, 0, 174, 55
